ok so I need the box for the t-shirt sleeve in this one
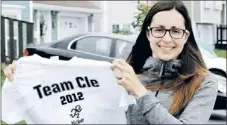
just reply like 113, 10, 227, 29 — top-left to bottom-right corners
1, 79, 24, 124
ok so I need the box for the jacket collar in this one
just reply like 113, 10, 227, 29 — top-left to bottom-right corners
141, 56, 182, 79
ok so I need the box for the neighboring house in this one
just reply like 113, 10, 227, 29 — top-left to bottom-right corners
32, 1, 103, 43
183, 1, 226, 48
1, 1, 33, 59
100, 1, 138, 34
1, 1, 33, 22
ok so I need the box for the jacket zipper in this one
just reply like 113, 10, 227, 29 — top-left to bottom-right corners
155, 91, 159, 97
156, 62, 166, 98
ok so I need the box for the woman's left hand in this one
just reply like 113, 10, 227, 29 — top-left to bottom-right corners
111, 59, 149, 98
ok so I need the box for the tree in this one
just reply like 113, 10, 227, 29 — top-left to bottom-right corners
131, 3, 152, 32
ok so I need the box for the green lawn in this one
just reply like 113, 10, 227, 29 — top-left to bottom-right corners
1, 74, 5, 87
215, 49, 226, 58
1, 64, 6, 87
1, 120, 27, 124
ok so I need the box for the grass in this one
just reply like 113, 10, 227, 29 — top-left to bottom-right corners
215, 49, 227, 58
1, 64, 6, 87
1, 120, 27, 124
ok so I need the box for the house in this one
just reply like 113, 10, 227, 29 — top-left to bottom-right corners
1, 1, 33, 22
1, 1, 33, 60
99, 1, 138, 34
84, 1, 130, 34
183, 1, 226, 48
32, 1, 103, 43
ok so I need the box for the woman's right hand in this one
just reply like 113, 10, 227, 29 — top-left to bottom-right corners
3, 60, 17, 81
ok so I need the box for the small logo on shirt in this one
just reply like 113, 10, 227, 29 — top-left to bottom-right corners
70, 105, 84, 125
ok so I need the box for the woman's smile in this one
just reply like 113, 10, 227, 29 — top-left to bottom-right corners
158, 45, 175, 52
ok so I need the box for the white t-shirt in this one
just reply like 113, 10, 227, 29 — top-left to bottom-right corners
2, 55, 135, 124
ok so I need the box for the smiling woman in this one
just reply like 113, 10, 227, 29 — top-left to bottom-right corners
111, 1, 218, 124
2, 1, 219, 124
146, 9, 190, 61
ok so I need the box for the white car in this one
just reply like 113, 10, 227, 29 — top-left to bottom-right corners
198, 43, 226, 109
199, 46, 226, 78
199, 46, 226, 91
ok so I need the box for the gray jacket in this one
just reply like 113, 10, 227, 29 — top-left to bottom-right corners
126, 57, 218, 124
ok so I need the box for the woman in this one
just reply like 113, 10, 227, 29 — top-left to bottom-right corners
112, 1, 218, 124
4, 1, 218, 124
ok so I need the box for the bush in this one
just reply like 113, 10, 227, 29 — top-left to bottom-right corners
131, 3, 152, 31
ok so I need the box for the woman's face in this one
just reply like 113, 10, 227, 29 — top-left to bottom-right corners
147, 9, 190, 61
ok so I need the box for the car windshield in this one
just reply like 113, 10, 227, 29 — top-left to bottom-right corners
199, 46, 217, 58
197, 41, 217, 58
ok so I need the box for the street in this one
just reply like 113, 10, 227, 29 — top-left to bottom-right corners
209, 110, 226, 124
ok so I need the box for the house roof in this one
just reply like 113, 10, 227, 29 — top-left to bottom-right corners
33, 1, 100, 9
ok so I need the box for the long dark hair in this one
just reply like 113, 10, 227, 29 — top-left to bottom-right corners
127, 1, 208, 115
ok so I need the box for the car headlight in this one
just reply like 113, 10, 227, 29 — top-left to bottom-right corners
218, 78, 226, 93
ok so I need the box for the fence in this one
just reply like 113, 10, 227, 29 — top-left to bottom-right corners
1, 16, 33, 64
215, 25, 227, 50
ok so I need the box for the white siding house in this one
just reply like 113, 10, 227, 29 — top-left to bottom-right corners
1, 1, 33, 59
101, 1, 138, 34
1, 1, 33, 22
1, 4, 25, 20
180, 1, 226, 47
32, 1, 103, 43
186, 1, 226, 48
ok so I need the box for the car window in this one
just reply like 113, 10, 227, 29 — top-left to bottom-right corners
70, 36, 113, 57
115, 40, 134, 59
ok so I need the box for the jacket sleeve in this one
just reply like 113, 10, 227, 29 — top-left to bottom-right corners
136, 75, 218, 124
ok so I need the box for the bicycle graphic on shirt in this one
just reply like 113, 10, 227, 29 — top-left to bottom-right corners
70, 105, 84, 125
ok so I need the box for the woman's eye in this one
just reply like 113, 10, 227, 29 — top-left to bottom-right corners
172, 29, 180, 33
154, 28, 164, 32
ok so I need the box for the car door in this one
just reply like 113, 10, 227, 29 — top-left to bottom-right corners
113, 39, 134, 59
68, 36, 115, 62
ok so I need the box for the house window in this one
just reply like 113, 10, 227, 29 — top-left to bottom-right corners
112, 24, 120, 33
122, 24, 131, 32
69, 22, 72, 28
